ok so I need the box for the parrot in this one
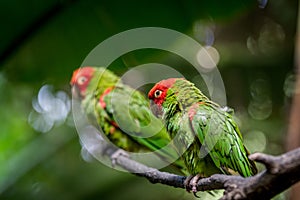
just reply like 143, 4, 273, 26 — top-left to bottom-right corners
70, 67, 184, 171
148, 78, 257, 192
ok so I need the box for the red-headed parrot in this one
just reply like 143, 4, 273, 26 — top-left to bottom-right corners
70, 67, 184, 171
148, 78, 257, 191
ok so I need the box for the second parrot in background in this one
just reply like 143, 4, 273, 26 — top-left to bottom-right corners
70, 67, 184, 172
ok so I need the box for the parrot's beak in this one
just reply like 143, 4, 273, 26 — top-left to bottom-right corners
71, 86, 81, 99
150, 100, 163, 118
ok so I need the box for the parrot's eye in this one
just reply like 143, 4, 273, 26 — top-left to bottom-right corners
154, 90, 162, 98
77, 76, 87, 85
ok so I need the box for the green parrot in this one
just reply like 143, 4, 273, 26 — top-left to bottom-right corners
148, 78, 257, 191
70, 67, 184, 171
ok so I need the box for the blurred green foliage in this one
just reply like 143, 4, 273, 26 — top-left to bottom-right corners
0, 0, 297, 199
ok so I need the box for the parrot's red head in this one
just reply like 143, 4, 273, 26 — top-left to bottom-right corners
148, 78, 184, 117
70, 67, 96, 98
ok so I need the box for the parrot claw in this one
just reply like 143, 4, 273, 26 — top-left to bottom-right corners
110, 149, 129, 167
184, 174, 203, 197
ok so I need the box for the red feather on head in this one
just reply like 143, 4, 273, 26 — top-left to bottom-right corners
70, 66, 96, 98
148, 78, 183, 105
148, 78, 184, 117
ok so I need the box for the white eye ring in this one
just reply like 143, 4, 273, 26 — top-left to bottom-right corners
154, 90, 162, 98
77, 76, 87, 85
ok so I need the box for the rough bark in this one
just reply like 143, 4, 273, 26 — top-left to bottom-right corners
106, 147, 300, 200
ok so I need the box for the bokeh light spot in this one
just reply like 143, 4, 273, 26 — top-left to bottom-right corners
258, 20, 285, 55
244, 130, 267, 153
196, 46, 220, 71
248, 79, 272, 120
257, 0, 268, 9
193, 20, 215, 46
283, 73, 296, 97
28, 84, 71, 133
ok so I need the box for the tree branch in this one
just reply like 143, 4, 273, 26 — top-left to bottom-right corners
105, 147, 300, 200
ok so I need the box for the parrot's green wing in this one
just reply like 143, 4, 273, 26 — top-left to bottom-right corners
103, 85, 181, 158
92, 84, 184, 172
190, 103, 257, 177
82, 87, 141, 151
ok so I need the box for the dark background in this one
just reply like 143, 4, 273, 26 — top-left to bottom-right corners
0, 0, 297, 199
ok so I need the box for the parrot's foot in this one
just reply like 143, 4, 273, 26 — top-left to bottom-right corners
184, 174, 203, 197
110, 149, 129, 167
